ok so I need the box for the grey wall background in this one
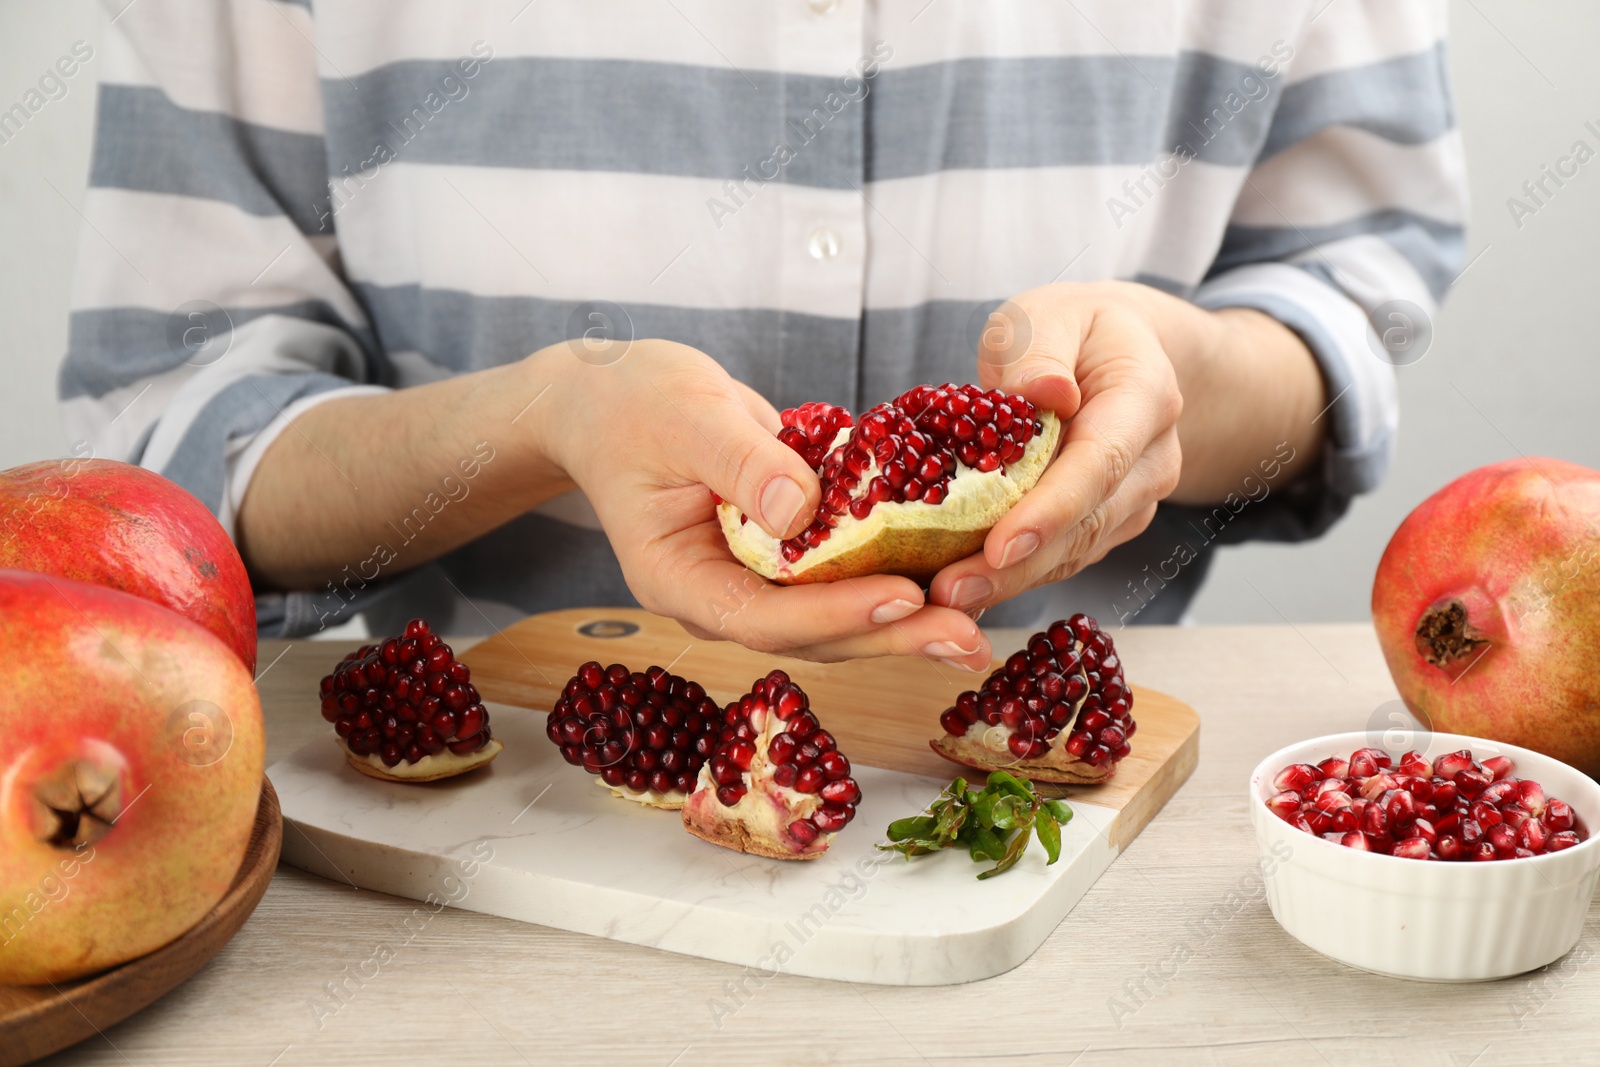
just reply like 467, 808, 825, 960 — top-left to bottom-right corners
1, 1, 1595, 624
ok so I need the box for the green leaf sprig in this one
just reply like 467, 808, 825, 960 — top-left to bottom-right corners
877, 771, 1072, 879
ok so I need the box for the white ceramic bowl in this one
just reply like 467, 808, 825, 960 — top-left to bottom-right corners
1249, 731, 1600, 981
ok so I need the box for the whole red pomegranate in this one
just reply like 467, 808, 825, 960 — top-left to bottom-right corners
0, 570, 265, 984
0, 459, 256, 671
1373, 458, 1600, 774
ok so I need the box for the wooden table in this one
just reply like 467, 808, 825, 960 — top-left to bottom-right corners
40, 626, 1590, 1066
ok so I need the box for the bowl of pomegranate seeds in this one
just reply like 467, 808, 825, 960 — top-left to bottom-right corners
1250, 731, 1600, 981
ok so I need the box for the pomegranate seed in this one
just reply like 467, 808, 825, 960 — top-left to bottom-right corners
1479, 780, 1518, 806
1543, 800, 1575, 832
787, 818, 819, 845
1317, 757, 1350, 779
1269, 748, 1585, 860
1391, 838, 1431, 860
1340, 831, 1371, 851
1273, 764, 1320, 792
1359, 773, 1397, 800
1349, 748, 1391, 777
1398, 751, 1432, 777
1482, 755, 1515, 781
1454, 769, 1491, 798
812, 806, 850, 832
1314, 790, 1353, 812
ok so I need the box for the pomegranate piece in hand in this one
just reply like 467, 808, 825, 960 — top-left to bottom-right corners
320, 618, 502, 782
930, 613, 1135, 784
681, 671, 861, 860
719, 384, 1061, 584
547, 661, 723, 808
1265, 748, 1586, 860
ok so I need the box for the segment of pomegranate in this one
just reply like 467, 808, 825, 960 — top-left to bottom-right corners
547, 661, 722, 809
320, 618, 503, 782
930, 613, 1135, 785
719, 383, 1061, 584
681, 670, 860, 859
1267, 748, 1586, 860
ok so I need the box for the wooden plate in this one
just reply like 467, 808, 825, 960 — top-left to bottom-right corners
0, 779, 282, 1067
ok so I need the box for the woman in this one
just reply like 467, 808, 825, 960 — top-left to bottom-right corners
62, 0, 1463, 669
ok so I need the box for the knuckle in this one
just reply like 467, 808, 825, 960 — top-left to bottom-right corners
1099, 436, 1138, 498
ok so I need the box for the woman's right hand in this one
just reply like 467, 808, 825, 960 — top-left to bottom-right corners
531, 338, 992, 669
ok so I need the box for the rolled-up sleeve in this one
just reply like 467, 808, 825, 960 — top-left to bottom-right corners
61, 0, 392, 631
1186, 0, 1466, 542
61, 0, 389, 532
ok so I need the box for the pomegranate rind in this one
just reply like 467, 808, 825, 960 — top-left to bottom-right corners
680, 805, 827, 861
341, 738, 503, 782
1372, 457, 1600, 775
929, 733, 1113, 785
719, 410, 1060, 584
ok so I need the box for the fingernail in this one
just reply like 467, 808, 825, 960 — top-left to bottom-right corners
998, 531, 1040, 570
870, 599, 919, 625
923, 639, 981, 658
939, 657, 985, 673
948, 575, 993, 612
759, 475, 806, 533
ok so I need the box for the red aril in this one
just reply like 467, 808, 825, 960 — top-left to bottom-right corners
1264, 748, 1584, 861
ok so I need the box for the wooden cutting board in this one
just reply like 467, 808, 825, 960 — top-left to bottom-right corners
270, 608, 1198, 985
460, 608, 1199, 852
0, 781, 282, 1067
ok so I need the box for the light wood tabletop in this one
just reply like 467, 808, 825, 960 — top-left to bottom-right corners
39, 625, 1594, 1067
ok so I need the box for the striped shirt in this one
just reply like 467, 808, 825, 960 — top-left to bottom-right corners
62, 0, 1465, 636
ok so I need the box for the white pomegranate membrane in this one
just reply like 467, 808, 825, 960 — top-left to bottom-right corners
771, 385, 1043, 562
932, 613, 1135, 782
1266, 747, 1585, 860
321, 618, 497, 770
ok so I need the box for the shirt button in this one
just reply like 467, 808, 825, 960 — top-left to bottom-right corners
807, 0, 841, 13
807, 227, 841, 260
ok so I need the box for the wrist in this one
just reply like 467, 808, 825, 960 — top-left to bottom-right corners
507, 343, 585, 491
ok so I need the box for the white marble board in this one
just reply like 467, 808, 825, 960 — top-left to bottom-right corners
269, 702, 1124, 986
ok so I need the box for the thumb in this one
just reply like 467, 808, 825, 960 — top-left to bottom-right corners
697, 402, 821, 540
976, 299, 1083, 418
